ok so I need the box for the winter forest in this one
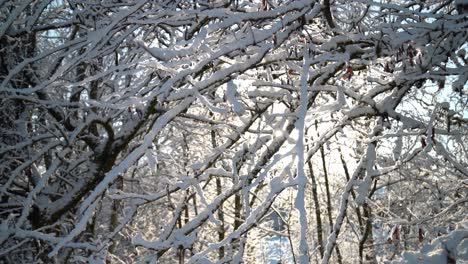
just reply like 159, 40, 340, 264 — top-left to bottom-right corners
1, 0, 467, 263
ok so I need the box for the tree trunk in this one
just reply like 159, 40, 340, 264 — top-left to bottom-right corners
316, 120, 343, 264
